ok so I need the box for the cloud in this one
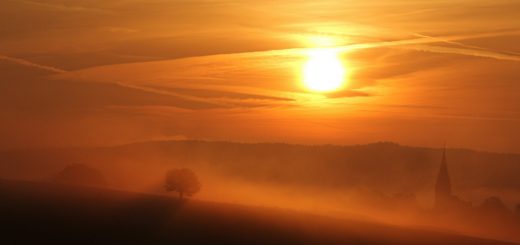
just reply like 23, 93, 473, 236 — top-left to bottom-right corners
158, 86, 293, 101
0, 67, 229, 115
405, 44, 520, 62
51, 28, 519, 107
9, 0, 112, 14
0, 55, 66, 73
83, 29, 520, 72
114, 83, 294, 110
336, 29, 520, 61
1, 0, 519, 152
325, 90, 372, 99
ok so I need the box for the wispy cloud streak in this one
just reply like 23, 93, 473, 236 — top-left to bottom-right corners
0, 55, 66, 73
136, 29, 520, 64
9, 0, 112, 14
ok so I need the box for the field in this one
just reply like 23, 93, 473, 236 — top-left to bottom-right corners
1, 179, 517, 245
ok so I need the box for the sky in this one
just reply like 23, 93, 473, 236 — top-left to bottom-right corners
1, 0, 520, 152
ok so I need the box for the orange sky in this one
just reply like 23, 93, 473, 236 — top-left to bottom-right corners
1, 0, 520, 152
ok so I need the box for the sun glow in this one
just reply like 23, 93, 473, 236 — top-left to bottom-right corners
302, 48, 347, 93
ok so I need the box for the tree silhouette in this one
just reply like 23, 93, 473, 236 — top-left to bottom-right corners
480, 196, 510, 214
164, 168, 200, 198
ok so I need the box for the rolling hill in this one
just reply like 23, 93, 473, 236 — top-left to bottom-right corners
1, 178, 518, 245
1, 140, 519, 205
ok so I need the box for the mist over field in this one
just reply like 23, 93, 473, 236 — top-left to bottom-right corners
2, 140, 520, 242
2, 0, 520, 244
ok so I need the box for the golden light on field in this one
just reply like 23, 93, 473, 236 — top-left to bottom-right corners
302, 48, 347, 93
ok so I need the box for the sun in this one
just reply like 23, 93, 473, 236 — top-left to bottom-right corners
302, 48, 346, 93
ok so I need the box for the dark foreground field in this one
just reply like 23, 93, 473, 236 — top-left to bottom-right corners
0, 179, 517, 245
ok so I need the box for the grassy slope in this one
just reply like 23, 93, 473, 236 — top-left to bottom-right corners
0, 179, 517, 245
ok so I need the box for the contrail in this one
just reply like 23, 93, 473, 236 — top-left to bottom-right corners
405, 45, 520, 62
0, 55, 66, 73
120, 29, 520, 63
337, 29, 520, 61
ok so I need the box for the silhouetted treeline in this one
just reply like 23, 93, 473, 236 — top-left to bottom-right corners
1, 140, 520, 202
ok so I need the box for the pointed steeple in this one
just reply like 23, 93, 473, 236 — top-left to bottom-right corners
435, 146, 453, 209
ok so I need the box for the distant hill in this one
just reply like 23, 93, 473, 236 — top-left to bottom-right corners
1, 140, 519, 197
1, 178, 518, 245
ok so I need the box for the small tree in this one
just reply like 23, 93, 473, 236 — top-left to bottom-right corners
480, 196, 510, 214
164, 168, 200, 199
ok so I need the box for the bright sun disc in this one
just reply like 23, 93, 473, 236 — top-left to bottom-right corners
303, 48, 346, 92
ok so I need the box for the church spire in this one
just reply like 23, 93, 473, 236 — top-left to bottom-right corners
435, 146, 452, 208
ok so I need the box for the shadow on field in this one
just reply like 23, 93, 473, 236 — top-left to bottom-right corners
1, 179, 518, 245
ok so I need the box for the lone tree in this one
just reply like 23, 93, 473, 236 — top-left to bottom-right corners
164, 168, 200, 198
480, 196, 510, 214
